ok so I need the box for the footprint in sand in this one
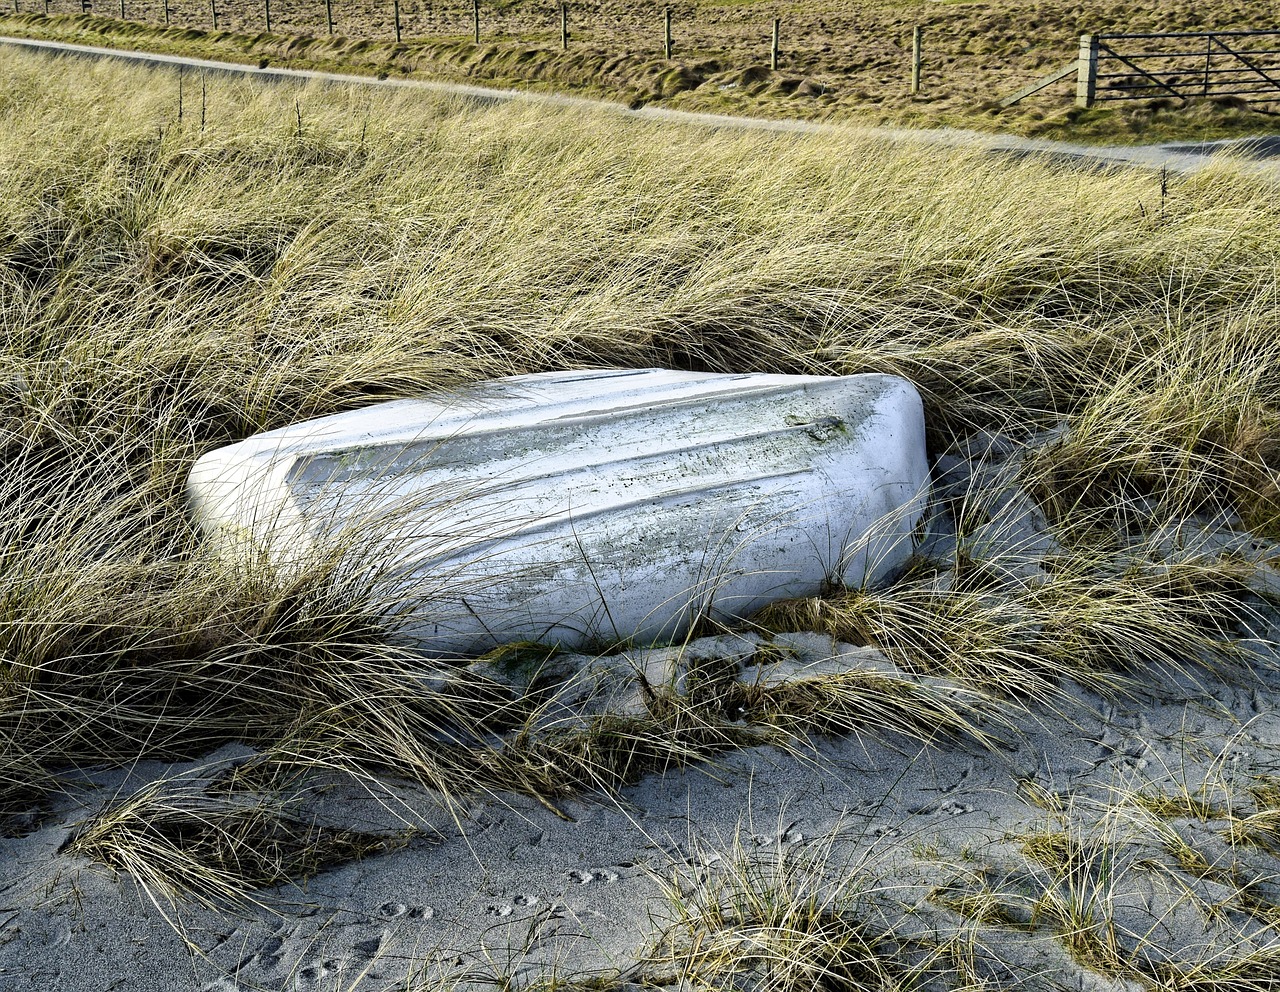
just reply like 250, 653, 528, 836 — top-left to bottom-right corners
486, 904, 513, 917
232, 935, 284, 975
908, 802, 974, 817
350, 936, 385, 961
379, 902, 434, 920
343, 936, 386, 972
294, 959, 340, 990
568, 869, 618, 884
47, 923, 72, 948
512, 894, 540, 907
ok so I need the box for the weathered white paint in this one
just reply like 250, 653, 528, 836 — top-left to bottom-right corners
187, 369, 929, 655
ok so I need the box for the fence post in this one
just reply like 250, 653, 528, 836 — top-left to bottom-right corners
1203, 34, 1213, 96
211, 0, 218, 29
663, 5, 671, 59
910, 25, 922, 94
393, 0, 400, 41
264, 0, 270, 32
325, 0, 333, 34
560, 3, 567, 51
162, 0, 168, 25
119, 0, 123, 17
1075, 33, 1098, 107
771, 17, 780, 70
472, 0, 479, 44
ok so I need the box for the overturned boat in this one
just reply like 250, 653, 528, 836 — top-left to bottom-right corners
187, 368, 929, 655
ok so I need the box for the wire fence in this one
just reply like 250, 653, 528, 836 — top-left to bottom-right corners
19, 1, 776, 52
20, 3, 1279, 111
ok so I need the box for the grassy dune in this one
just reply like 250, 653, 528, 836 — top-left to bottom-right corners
4, 45, 1280, 963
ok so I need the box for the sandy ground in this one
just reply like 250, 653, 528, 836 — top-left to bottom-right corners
7, 414, 1280, 990
5, 566, 1280, 989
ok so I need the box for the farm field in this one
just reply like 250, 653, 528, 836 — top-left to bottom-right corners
6, 33, 1280, 992
2, 0, 1280, 140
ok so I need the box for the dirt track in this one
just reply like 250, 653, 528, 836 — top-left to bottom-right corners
7, 29, 1280, 184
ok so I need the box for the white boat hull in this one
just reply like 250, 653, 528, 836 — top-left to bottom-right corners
187, 369, 929, 655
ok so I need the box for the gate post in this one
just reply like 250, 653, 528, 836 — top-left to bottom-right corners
910, 25, 923, 94
1076, 33, 1099, 107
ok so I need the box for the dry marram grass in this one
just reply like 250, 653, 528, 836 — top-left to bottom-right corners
2, 47, 1280, 984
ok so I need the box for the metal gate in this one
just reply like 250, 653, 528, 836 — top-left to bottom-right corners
1078, 30, 1280, 108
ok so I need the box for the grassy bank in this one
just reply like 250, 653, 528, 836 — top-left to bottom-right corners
4, 4, 1280, 142
3, 44, 1280, 932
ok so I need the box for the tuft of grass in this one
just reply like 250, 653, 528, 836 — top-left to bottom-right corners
1131, 791, 1230, 823
645, 828, 909, 992
1023, 324, 1280, 541
726, 662, 999, 751
0, 757, 58, 838
751, 557, 1251, 705
69, 780, 418, 912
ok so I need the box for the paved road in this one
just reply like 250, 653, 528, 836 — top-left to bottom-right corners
4, 33, 1280, 180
